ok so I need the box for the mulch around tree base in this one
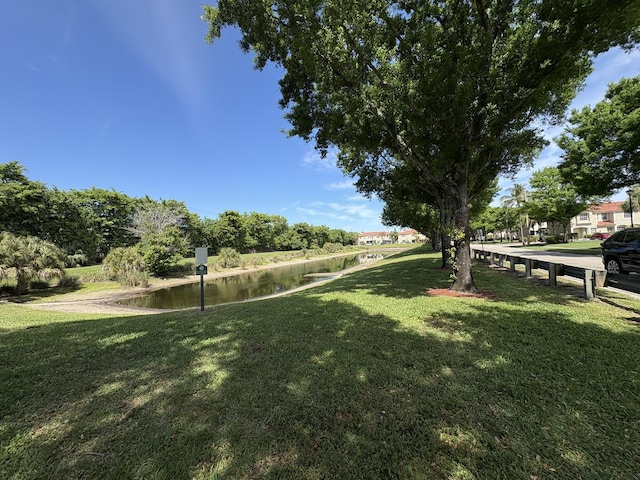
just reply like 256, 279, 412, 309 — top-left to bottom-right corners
425, 288, 498, 300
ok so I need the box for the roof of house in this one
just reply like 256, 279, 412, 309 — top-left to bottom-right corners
588, 201, 625, 213
358, 231, 390, 237
398, 229, 418, 235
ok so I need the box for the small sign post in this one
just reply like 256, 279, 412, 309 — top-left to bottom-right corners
195, 248, 208, 311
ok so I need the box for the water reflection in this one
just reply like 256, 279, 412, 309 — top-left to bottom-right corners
117, 253, 387, 310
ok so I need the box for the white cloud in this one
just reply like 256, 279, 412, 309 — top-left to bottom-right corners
302, 149, 337, 171
348, 194, 367, 201
298, 201, 381, 224
23, 63, 39, 72
279, 200, 301, 212
92, 0, 206, 110
326, 180, 353, 190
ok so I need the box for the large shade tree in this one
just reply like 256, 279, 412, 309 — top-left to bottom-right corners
557, 75, 640, 196
0, 161, 49, 237
526, 167, 597, 241
204, 0, 639, 292
68, 187, 137, 262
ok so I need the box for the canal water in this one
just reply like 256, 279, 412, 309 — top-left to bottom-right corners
117, 252, 386, 310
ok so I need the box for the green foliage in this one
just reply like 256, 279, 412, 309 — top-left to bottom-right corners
321, 242, 344, 253
102, 247, 148, 287
166, 261, 195, 276
500, 184, 533, 243
621, 185, 640, 218
0, 163, 356, 263
138, 228, 189, 276
68, 188, 137, 261
0, 162, 49, 237
218, 247, 241, 268
544, 234, 566, 244
244, 212, 289, 251
0, 231, 66, 293
42, 189, 97, 260
527, 167, 597, 239
205, 212, 356, 254
65, 251, 89, 268
28, 279, 51, 290
204, 0, 639, 292
211, 210, 247, 252
558, 75, 640, 196
57, 274, 82, 289
125, 201, 191, 276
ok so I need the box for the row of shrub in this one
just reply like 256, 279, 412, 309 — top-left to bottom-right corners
1, 241, 355, 293
98, 243, 353, 287
209, 243, 349, 271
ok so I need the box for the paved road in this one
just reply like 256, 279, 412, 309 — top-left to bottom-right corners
471, 242, 605, 270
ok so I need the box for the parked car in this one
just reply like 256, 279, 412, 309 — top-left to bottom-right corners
601, 228, 640, 274
590, 232, 611, 240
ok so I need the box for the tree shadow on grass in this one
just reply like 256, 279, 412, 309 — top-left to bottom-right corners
334, 250, 453, 299
1, 268, 639, 478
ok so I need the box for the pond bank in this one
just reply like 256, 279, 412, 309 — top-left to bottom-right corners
20, 248, 410, 315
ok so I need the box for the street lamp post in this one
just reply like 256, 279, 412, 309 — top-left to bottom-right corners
627, 189, 635, 228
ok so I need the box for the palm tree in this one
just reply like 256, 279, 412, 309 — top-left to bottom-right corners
501, 184, 530, 244
0, 232, 66, 293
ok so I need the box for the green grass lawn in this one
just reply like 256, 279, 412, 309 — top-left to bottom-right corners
523, 240, 603, 256
1, 247, 639, 479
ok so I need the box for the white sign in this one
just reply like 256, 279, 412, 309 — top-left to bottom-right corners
195, 247, 208, 266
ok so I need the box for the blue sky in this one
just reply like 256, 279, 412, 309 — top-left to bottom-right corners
1, 1, 638, 233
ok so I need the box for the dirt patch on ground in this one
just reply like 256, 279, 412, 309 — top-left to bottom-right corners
425, 288, 498, 300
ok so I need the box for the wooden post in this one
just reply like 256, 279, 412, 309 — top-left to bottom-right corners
509, 256, 516, 272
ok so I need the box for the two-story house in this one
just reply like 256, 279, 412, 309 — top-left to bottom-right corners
570, 201, 633, 237
397, 229, 427, 244
357, 231, 393, 245
358, 230, 427, 245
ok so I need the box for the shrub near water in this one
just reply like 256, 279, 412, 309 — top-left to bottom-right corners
218, 247, 241, 268
322, 242, 344, 253
102, 246, 148, 287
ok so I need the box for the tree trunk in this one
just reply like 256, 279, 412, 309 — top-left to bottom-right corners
440, 232, 451, 268
15, 270, 31, 294
439, 205, 452, 269
430, 227, 442, 252
449, 186, 479, 293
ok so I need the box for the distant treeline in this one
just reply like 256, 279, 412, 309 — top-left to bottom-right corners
0, 161, 357, 263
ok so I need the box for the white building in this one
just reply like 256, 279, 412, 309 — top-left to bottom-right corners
357, 231, 393, 245
570, 201, 633, 237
